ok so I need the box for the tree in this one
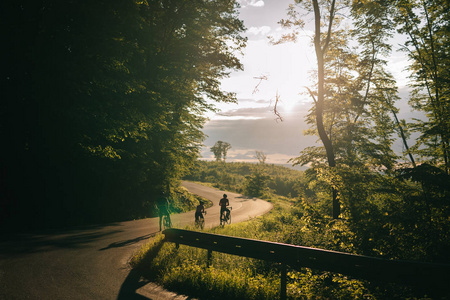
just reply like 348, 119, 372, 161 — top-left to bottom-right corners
244, 171, 269, 198
255, 151, 267, 164
276, 0, 401, 219
392, 0, 450, 174
210, 141, 232, 162
0, 0, 246, 230
273, 0, 341, 218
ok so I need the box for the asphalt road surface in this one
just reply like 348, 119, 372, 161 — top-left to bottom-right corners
0, 181, 273, 300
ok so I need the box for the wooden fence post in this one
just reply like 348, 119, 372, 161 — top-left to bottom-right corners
280, 263, 287, 300
207, 249, 212, 267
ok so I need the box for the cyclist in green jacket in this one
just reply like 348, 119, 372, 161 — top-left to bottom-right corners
155, 192, 170, 231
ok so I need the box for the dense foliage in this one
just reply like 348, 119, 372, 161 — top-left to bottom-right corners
272, 0, 450, 223
174, 161, 450, 298
272, 0, 450, 266
184, 160, 306, 198
392, 0, 450, 171
210, 140, 232, 162
0, 0, 246, 231
132, 0, 449, 297
185, 161, 449, 264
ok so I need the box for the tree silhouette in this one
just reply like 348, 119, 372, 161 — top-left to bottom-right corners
210, 141, 232, 162
0, 0, 246, 230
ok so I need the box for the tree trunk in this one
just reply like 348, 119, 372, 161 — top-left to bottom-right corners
312, 0, 340, 218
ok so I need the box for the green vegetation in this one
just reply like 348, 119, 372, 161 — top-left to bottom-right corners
1, 0, 245, 231
272, 0, 450, 220
210, 141, 233, 162
184, 160, 305, 199
131, 200, 371, 300
132, 161, 449, 299
161, 186, 211, 218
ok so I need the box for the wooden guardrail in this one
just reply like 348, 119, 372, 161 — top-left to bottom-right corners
163, 228, 450, 299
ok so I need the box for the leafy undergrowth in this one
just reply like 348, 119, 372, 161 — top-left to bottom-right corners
169, 185, 212, 214
136, 160, 449, 299
130, 197, 388, 299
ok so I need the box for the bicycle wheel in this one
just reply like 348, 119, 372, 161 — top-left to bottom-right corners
225, 211, 231, 225
195, 218, 203, 229
220, 211, 226, 226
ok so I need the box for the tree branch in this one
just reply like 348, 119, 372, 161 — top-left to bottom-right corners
305, 86, 317, 104
271, 90, 283, 122
252, 75, 268, 94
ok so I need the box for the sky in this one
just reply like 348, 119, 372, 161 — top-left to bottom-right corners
199, 0, 414, 166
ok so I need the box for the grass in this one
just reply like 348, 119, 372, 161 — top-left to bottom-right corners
129, 161, 445, 299
130, 233, 281, 299
130, 194, 376, 299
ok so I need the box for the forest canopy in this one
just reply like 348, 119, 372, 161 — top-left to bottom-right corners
0, 0, 246, 230
270, 0, 450, 224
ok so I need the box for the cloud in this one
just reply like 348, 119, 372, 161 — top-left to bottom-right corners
208, 95, 313, 123
206, 98, 273, 120
239, 0, 265, 8
238, 98, 270, 104
266, 153, 297, 165
203, 0, 417, 168
228, 149, 258, 160
247, 26, 271, 36
252, 0, 265, 7
201, 106, 318, 166
212, 115, 264, 121
223, 106, 272, 116
218, 37, 316, 110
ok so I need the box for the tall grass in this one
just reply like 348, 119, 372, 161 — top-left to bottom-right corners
129, 159, 448, 299
131, 196, 378, 299
130, 233, 280, 299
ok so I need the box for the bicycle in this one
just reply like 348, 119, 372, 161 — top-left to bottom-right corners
195, 211, 206, 230
220, 207, 232, 226
162, 213, 172, 229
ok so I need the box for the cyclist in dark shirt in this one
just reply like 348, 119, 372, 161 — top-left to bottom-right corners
219, 194, 230, 219
195, 201, 205, 222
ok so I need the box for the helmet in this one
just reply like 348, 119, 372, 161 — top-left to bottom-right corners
223, 194, 227, 198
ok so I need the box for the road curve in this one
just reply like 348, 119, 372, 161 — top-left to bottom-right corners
0, 181, 272, 300
179, 181, 273, 229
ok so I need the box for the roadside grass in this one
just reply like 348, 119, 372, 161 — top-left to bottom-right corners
130, 195, 374, 299
136, 161, 439, 299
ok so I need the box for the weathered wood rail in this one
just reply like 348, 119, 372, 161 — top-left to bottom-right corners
163, 228, 450, 299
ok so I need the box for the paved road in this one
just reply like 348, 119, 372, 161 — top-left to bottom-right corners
0, 181, 272, 299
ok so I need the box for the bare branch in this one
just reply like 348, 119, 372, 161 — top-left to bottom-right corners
255, 151, 267, 164
252, 74, 269, 94
270, 90, 283, 122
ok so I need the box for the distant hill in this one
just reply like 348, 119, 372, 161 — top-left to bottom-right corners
184, 160, 307, 198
